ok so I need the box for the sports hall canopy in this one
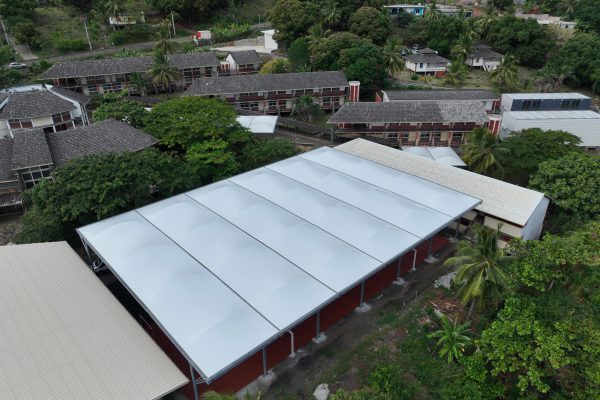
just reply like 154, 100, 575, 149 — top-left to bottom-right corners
77, 146, 481, 383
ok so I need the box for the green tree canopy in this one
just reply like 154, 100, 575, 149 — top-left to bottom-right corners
312, 31, 366, 71
240, 139, 299, 171
529, 152, 600, 221
268, 0, 319, 45
92, 96, 149, 128
143, 97, 251, 151
288, 37, 310, 69
16, 149, 193, 244
485, 16, 554, 67
424, 15, 467, 56
349, 6, 391, 45
259, 58, 293, 74
338, 42, 387, 90
461, 127, 509, 177
545, 31, 600, 89
186, 139, 239, 183
499, 128, 581, 185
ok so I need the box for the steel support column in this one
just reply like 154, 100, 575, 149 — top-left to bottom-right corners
316, 311, 321, 336
428, 237, 434, 257
411, 248, 417, 271
360, 281, 365, 305
190, 364, 199, 400
262, 347, 268, 376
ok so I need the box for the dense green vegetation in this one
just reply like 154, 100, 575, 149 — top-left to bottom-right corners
16, 96, 298, 244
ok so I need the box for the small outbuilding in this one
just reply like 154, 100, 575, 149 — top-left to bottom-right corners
237, 115, 278, 136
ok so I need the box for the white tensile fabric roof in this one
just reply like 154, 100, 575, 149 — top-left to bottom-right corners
236, 115, 278, 134
401, 146, 467, 167
77, 146, 480, 383
0, 242, 188, 400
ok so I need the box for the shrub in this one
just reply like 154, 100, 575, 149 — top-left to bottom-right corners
0, 45, 15, 64
56, 38, 88, 53
211, 23, 251, 43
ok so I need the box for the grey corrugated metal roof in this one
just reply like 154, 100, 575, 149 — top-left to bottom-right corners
0, 90, 76, 119
502, 92, 590, 100
46, 119, 158, 166
0, 242, 188, 400
184, 71, 349, 96
229, 50, 260, 65
42, 53, 220, 79
337, 139, 546, 227
506, 110, 600, 119
11, 130, 53, 170
328, 101, 488, 124
384, 89, 497, 101
50, 86, 90, 105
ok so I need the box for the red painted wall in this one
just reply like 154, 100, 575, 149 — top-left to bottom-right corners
320, 285, 361, 332
364, 261, 397, 301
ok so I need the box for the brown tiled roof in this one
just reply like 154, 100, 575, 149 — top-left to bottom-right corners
184, 71, 349, 96
46, 119, 158, 166
42, 53, 220, 79
0, 90, 76, 119
11, 130, 54, 170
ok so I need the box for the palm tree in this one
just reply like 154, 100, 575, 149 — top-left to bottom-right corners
105, 0, 124, 17
296, 64, 312, 72
153, 22, 175, 54
292, 95, 322, 123
450, 35, 473, 64
444, 62, 468, 87
490, 54, 518, 91
561, 0, 576, 19
475, 5, 498, 38
148, 51, 178, 93
427, 314, 471, 363
592, 68, 600, 94
129, 72, 148, 96
460, 127, 509, 177
444, 225, 510, 319
306, 24, 330, 55
382, 36, 404, 77
321, 0, 341, 29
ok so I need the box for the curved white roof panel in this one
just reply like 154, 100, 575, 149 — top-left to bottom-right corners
77, 146, 480, 383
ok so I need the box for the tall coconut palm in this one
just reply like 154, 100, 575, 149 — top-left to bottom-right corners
475, 5, 498, 38
292, 95, 322, 123
321, 0, 341, 29
153, 22, 175, 54
306, 24, 330, 55
105, 0, 124, 17
382, 36, 404, 77
490, 55, 518, 91
561, 0, 576, 19
450, 34, 473, 64
461, 127, 509, 176
444, 226, 510, 319
129, 72, 148, 96
444, 62, 468, 87
427, 314, 471, 363
148, 51, 178, 93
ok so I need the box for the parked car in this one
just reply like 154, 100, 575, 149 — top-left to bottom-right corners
8, 62, 27, 69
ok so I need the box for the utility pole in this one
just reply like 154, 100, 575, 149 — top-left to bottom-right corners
171, 11, 176, 36
82, 17, 92, 51
0, 18, 9, 47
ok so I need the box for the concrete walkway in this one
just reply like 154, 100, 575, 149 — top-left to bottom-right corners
5, 32, 37, 61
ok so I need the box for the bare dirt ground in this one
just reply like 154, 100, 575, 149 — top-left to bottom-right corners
258, 243, 458, 399
0, 214, 22, 245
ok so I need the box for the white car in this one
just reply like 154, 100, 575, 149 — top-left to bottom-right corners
8, 62, 27, 69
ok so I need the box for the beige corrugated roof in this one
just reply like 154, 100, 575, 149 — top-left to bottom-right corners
336, 139, 545, 227
0, 242, 188, 400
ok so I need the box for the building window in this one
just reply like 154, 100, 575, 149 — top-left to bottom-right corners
87, 85, 98, 94
268, 100, 277, 109
20, 165, 52, 189
52, 112, 72, 124
419, 63, 424, 68
560, 99, 581, 109
8, 119, 33, 129
522, 100, 541, 110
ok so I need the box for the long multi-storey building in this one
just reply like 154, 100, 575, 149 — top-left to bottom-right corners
328, 100, 489, 147
183, 71, 351, 114
42, 53, 220, 95
377, 89, 499, 113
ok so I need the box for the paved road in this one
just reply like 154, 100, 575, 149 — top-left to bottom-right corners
18, 36, 192, 65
